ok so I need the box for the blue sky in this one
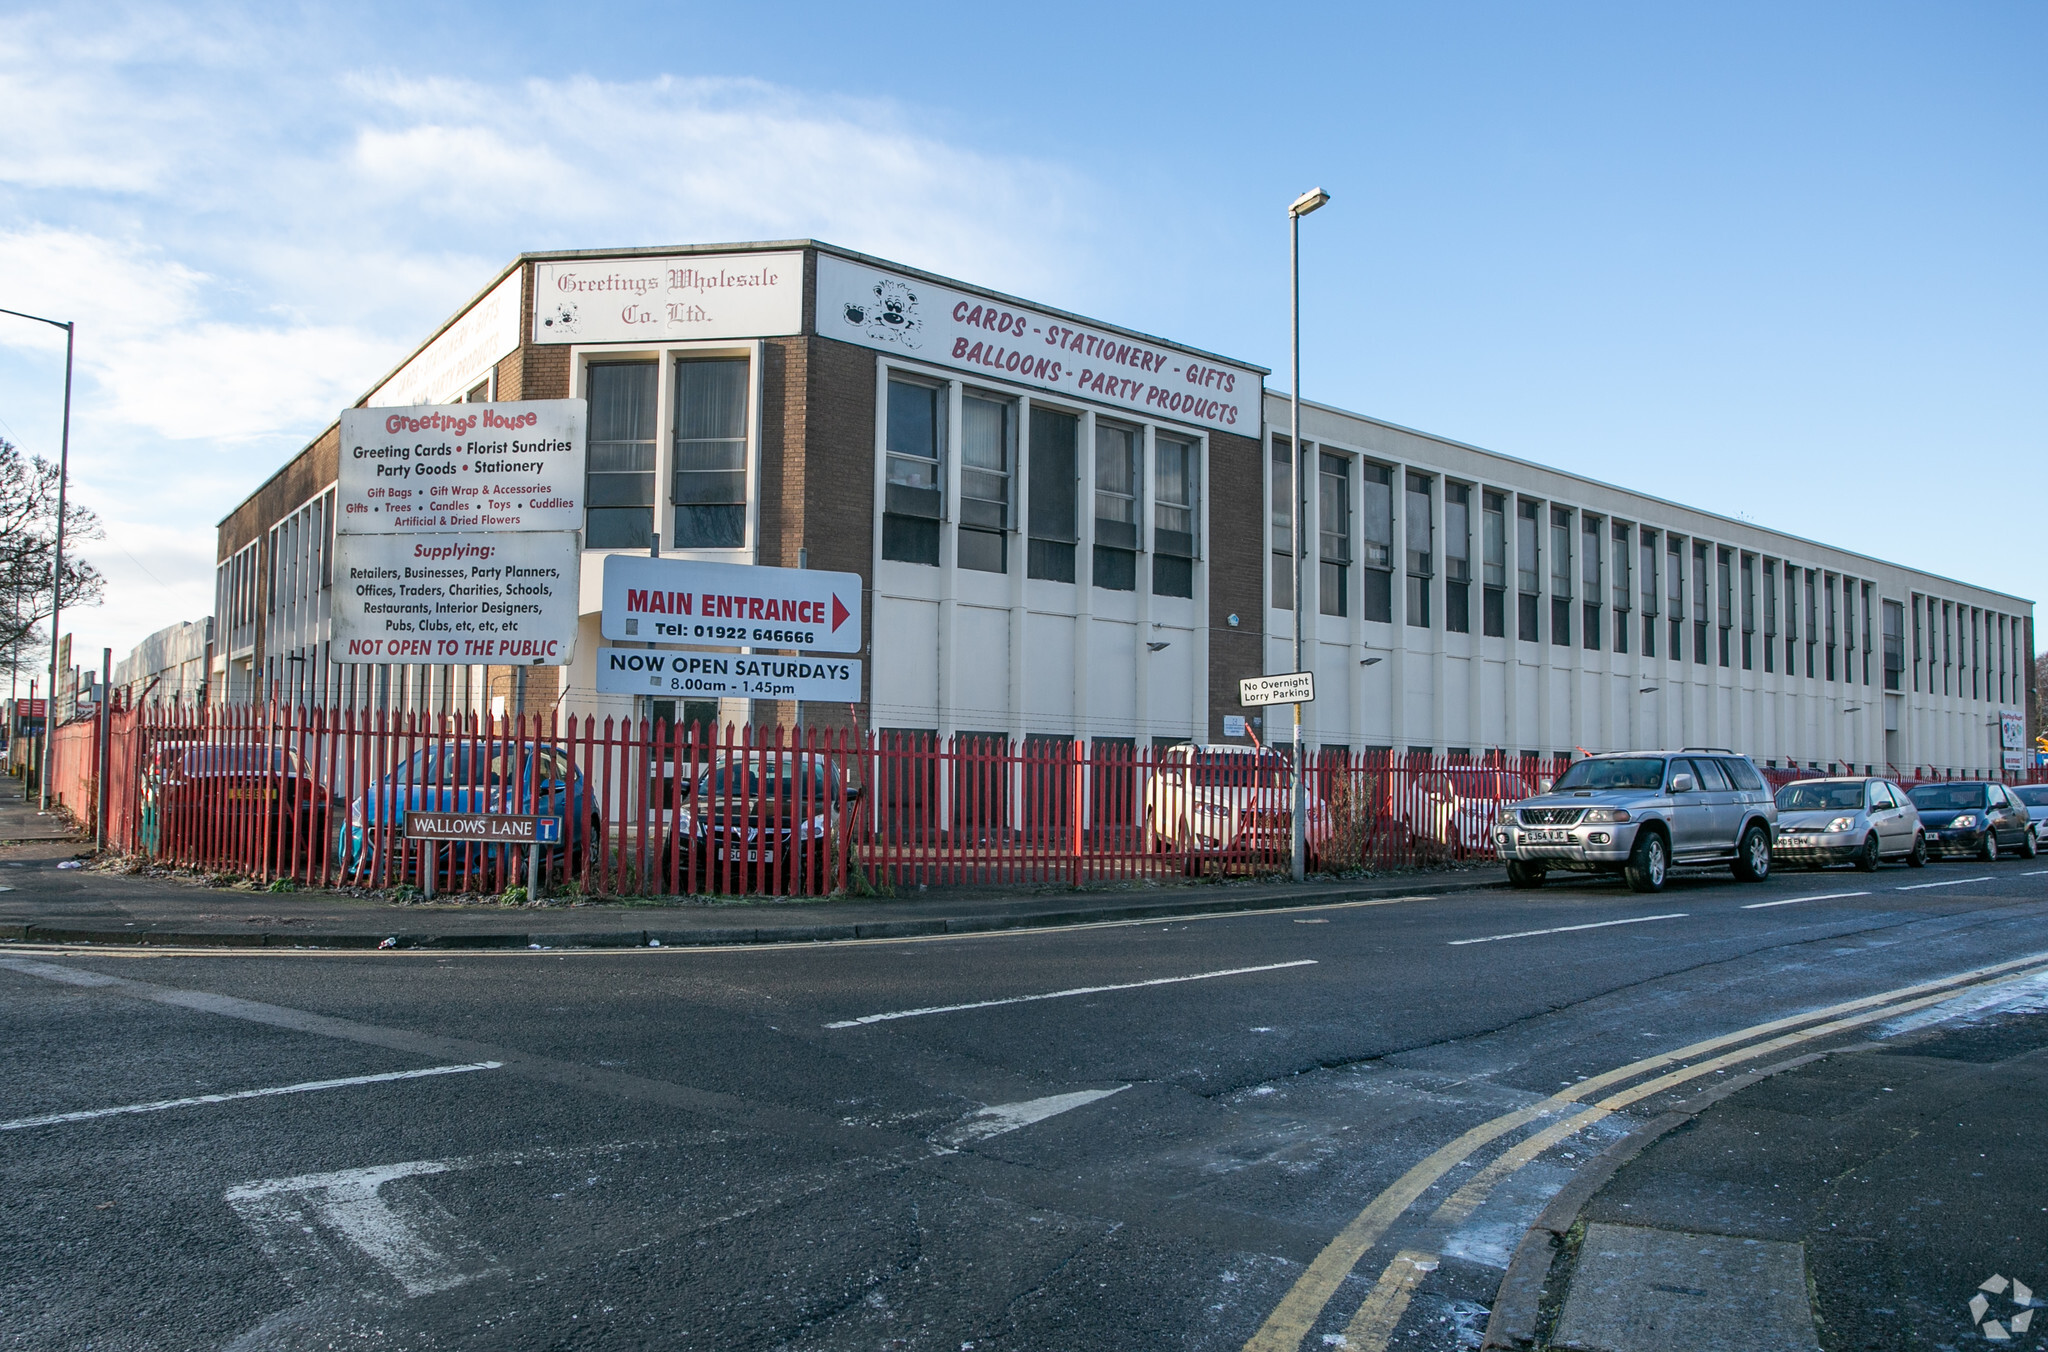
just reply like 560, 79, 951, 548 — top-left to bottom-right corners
1, 1, 2041, 670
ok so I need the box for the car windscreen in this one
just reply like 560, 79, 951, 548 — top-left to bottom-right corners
697, 763, 836, 801
1190, 753, 1288, 788
1551, 758, 1666, 791
1908, 784, 1988, 811
2013, 786, 2048, 808
1775, 782, 1865, 811
177, 747, 303, 776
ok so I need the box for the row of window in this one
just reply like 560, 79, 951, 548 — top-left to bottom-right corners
1903, 593, 2026, 704
881, 375, 1202, 597
1267, 442, 2022, 703
585, 356, 750, 550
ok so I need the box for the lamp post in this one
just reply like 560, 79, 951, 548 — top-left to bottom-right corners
1288, 186, 1330, 883
0, 307, 74, 812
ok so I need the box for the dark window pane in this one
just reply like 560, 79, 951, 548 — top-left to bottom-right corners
1029, 407, 1078, 545
1029, 538, 1076, 583
674, 504, 745, 550
1152, 555, 1192, 598
1482, 587, 1504, 637
882, 514, 939, 566
1446, 581, 1470, 634
1362, 568, 1391, 624
1094, 546, 1136, 591
959, 529, 1005, 573
586, 507, 652, 549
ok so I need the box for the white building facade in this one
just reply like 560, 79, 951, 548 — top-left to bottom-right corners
1264, 394, 2034, 779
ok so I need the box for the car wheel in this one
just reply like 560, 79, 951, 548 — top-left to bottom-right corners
1733, 823, 1772, 883
1852, 832, 1881, 873
1982, 830, 1999, 863
1506, 860, 1547, 888
1905, 831, 1927, 868
2020, 827, 2039, 860
1625, 829, 1668, 893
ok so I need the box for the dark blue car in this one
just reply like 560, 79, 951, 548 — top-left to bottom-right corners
337, 741, 596, 885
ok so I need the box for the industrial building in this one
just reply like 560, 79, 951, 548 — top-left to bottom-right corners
209, 239, 2035, 780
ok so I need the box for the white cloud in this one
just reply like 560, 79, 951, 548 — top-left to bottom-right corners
0, 4, 1096, 664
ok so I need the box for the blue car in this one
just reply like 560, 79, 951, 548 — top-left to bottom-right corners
337, 741, 596, 885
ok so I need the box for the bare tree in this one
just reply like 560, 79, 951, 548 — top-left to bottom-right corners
0, 437, 104, 681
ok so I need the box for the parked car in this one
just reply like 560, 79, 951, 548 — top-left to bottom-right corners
1143, 743, 1331, 866
1905, 781, 2038, 861
669, 752, 858, 892
2012, 784, 2048, 848
1494, 749, 1777, 893
149, 743, 333, 870
1390, 764, 1536, 853
338, 741, 596, 883
1771, 777, 1924, 870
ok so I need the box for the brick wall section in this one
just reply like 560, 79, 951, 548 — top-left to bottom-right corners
1207, 426, 1267, 741
787, 334, 879, 734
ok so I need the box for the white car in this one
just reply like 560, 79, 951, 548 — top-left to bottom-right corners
1388, 765, 1537, 853
2014, 784, 2048, 847
1143, 743, 1330, 862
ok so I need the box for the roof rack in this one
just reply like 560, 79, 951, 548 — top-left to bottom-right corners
1680, 746, 1737, 754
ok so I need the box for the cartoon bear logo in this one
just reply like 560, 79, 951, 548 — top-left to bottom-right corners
540, 301, 580, 334
841, 279, 922, 348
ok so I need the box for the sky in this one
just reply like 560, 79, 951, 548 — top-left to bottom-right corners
0, 0, 2042, 676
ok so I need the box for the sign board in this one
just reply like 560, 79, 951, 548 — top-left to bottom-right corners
1222, 714, 1248, 738
1239, 671, 1316, 707
338, 402, 586, 535
331, 530, 579, 664
2000, 710, 2026, 752
405, 811, 562, 844
531, 252, 803, 345
815, 254, 1261, 434
595, 648, 861, 702
601, 555, 863, 652
2004, 749, 2025, 773
371, 270, 523, 408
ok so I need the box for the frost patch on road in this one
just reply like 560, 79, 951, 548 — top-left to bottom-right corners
1875, 968, 2048, 1038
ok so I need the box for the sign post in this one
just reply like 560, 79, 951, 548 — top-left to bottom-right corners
1239, 672, 1316, 880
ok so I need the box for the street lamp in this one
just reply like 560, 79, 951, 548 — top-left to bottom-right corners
0, 306, 74, 812
1288, 185, 1330, 883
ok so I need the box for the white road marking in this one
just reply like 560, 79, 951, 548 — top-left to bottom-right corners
1742, 890, 1871, 910
2023, 870, 2048, 877
0, 1062, 502, 1132
1896, 875, 1994, 891
1448, 914, 1687, 946
941, 1086, 1128, 1147
823, 959, 1318, 1028
227, 1159, 481, 1298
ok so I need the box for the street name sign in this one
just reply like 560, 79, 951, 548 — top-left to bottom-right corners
1239, 671, 1315, 707
338, 402, 586, 535
601, 555, 863, 653
404, 811, 563, 844
330, 530, 579, 664
594, 647, 861, 702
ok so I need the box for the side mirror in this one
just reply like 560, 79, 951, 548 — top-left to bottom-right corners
845, 786, 864, 803
1670, 773, 1697, 794
1538, 778, 1554, 794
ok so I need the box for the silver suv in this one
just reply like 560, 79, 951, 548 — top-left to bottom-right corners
1494, 749, 1777, 893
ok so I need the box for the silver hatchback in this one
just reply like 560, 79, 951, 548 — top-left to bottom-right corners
1772, 777, 1925, 871
1495, 749, 1778, 894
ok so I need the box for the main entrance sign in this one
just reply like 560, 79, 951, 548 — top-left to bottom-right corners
600, 556, 863, 653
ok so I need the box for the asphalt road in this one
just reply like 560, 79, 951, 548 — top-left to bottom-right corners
4, 854, 2046, 1350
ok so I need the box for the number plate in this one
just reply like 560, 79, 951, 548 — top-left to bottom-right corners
1523, 829, 1572, 843
227, 788, 276, 801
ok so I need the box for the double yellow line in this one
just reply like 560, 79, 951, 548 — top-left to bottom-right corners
1243, 949, 2048, 1352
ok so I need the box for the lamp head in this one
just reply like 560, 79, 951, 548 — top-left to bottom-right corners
1289, 187, 1331, 218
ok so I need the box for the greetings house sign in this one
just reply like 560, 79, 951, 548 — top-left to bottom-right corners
814, 254, 1261, 434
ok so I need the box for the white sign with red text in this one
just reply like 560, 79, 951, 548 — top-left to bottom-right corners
814, 254, 1261, 434
330, 530, 579, 665
338, 402, 586, 536
601, 555, 863, 654
531, 252, 803, 345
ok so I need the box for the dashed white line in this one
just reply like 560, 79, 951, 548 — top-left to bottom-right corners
2023, 870, 2048, 877
1896, 876, 1994, 891
1447, 914, 1687, 946
0, 1062, 503, 1132
1743, 890, 1871, 910
823, 959, 1318, 1028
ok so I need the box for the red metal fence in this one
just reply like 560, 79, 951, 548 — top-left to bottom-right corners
39, 702, 2045, 897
